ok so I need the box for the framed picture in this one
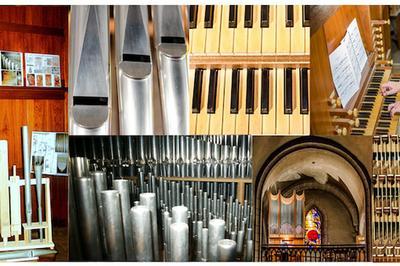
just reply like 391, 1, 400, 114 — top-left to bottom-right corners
30, 131, 68, 176
0, 50, 24, 86
25, 53, 61, 87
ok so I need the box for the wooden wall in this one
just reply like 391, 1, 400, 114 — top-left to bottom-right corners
0, 6, 69, 226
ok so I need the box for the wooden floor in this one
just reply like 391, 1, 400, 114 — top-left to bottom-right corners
53, 226, 68, 261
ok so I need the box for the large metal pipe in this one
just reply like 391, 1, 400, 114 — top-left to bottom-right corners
139, 193, 160, 261
170, 222, 189, 262
208, 219, 226, 261
115, 5, 154, 134
217, 239, 237, 262
101, 190, 126, 261
71, 157, 89, 178
113, 179, 134, 261
130, 205, 154, 262
73, 177, 103, 260
172, 205, 188, 224
90, 171, 108, 255
21, 126, 32, 236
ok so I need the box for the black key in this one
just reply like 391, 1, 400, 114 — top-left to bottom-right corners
302, 5, 310, 27
261, 68, 270, 114
300, 68, 309, 114
286, 5, 294, 27
284, 68, 293, 114
244, 5, 253, 28
207, 69, 219, 114
230, 69, 240, 114
246, 68, 255, 114
192, 68, 204, 113
189, 5, 198, 29
260, 5, 269, 28
229, 5, 238, 28
204, 5, 215, 28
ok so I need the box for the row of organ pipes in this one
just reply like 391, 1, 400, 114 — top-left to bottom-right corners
69, 135, 254, 261
69, 5, 189, 135
372, 135, 400, 260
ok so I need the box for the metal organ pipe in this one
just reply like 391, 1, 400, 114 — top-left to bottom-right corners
70, 135, 253, 262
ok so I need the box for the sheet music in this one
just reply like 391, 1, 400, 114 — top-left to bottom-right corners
347, 19, 368, 70
329, 43, 359, 107
329, 18, 368, 108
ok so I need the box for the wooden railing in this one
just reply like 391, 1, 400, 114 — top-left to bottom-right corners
261, 244, 367, 262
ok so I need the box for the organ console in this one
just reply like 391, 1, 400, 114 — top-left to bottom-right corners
311, 6, 396, 136
69, 5, 189, 135
373, 135, 400, 261
189, 5, 310, 135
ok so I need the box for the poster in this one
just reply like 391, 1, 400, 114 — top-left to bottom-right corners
30, 132, 68, 176
25, 53, 61, 87
0, 51, 24, 86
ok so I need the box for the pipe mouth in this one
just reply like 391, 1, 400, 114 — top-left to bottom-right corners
218, 239, 236, 247
131, 205, 150, 213
170, 222, 188, 230
209, 219, 226, 226
100, 190, 119, 195
140, 192, 156, 197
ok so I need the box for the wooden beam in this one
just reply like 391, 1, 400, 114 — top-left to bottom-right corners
0, 22, 64, 36
0, 87, 67, 100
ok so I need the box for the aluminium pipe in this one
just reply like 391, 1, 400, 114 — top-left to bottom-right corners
170, 222, 189, 262
217, 239, 237, 262
113, 179, 134, 261
130, 205, 154, 261
73, 177, 103, 260
71, 156, 89, 178
236, 230, 245, 255
21, 126, 32, 237
208, 219, 226, 261
139, 193, 160, 261
245, 240, 254, 262
201, 228, 208, 262
196, 220, 203, 261
172, 205, 188, 224
101, 190, 126, 261
90, 171, 108, 256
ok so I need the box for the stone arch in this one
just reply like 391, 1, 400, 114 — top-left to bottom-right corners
254, 136, 371, 261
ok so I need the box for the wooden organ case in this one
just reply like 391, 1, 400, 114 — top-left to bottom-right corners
373, 135, 400, 261
189, 5, 310, 135
311, 6, 396, 136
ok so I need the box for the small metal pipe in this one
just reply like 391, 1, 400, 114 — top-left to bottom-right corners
245, 240, 253, 261
217, 239, 237, 262
170, 222, 189, 262
101, 190, 126, 261
236, 230, 245, 256
22, 126, 32, 235
196, 220, 203, 261
130, 205, 154, 261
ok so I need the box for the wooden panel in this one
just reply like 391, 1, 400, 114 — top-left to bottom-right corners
0, 6, 68, 226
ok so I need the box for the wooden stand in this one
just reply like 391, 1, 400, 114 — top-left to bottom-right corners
0, 177, 54, 252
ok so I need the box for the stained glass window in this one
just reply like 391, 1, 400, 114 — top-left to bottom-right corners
305, 207, 321, 245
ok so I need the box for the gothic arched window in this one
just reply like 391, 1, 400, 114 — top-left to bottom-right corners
305, 207, 321, 245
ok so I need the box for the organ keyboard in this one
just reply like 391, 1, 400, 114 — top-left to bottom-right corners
373, 135, 400, 261
189, 5, 310, 135
311, 6, 395, 136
